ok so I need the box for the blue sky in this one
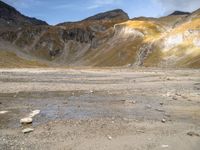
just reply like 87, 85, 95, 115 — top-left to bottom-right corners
2, 0, 200, 25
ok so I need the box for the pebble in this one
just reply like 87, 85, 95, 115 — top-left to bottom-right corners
146, 105, 152, 109
187, 131, 200, 137
0, 111, 9, 114
124, 100, 136, 104
107, 135, 112, 140
20, 117, 33, 124
161, 145, 169, 148
161, 119, 166, 123
155, 109, 165, 112
136, 130, 145, 133
160, 102, 164, 106
22, 128, 34, 134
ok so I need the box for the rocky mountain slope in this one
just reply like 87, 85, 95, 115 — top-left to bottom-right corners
0, 1, 47, 29
0, 1, 200, 68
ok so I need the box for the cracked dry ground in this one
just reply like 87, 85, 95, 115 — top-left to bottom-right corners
0, 68, 200, 150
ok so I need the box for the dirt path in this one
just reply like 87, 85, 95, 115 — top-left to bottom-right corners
0, 68, 200, 150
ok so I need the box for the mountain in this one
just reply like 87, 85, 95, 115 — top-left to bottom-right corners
0, 1, 200, 68
169, 11, 190, 16
83, 9, 129, 21
0, 0, 48, 28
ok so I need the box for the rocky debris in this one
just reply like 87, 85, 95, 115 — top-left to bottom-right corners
0, 111, 9, 114
22, 128, 34, 134
20, 117, 33, 124
187, 131, 200, 137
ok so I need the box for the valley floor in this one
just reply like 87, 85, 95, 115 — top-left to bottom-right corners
0, 68, 200, 150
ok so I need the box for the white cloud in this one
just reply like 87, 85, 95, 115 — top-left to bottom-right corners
153, 0, 200, 14
87, 0, 121, 9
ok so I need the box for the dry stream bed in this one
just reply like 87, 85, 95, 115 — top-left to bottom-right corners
0, 68, 200, 150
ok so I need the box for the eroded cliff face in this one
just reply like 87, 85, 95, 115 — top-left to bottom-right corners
0, 2, 200, 68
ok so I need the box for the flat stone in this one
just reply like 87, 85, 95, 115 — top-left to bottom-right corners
155, 109, 165, 112
20, 117, 33, 124
22, 128, 34, 134
161, 145, 169, 148
0, 111, 9, 114
29, 110, 40, 118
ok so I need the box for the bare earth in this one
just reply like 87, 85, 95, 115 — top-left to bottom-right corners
0, 68, 200, 150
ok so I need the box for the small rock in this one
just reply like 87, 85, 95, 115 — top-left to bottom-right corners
124, 100, 136, 104
187, 131, 200, 137
136, 130, 145, 133
90, 90, 94, 93
22, 128, 34, 134
166, 92, 171, 97
175, 93, 181, 96
172, 97, 178, 100
146, 105, 152, 109
0, 102, 2, 104
0, 111, 9, 114
29, 110, 40, 118
20, 117, 33, 124
107, 135, 112, 140
160, 102, 164, 106
155, 109, 165, 112
161, 145, 169, 148
161, 119, 166, 123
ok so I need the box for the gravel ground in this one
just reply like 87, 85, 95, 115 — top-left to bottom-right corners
0, 68, 200, 150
